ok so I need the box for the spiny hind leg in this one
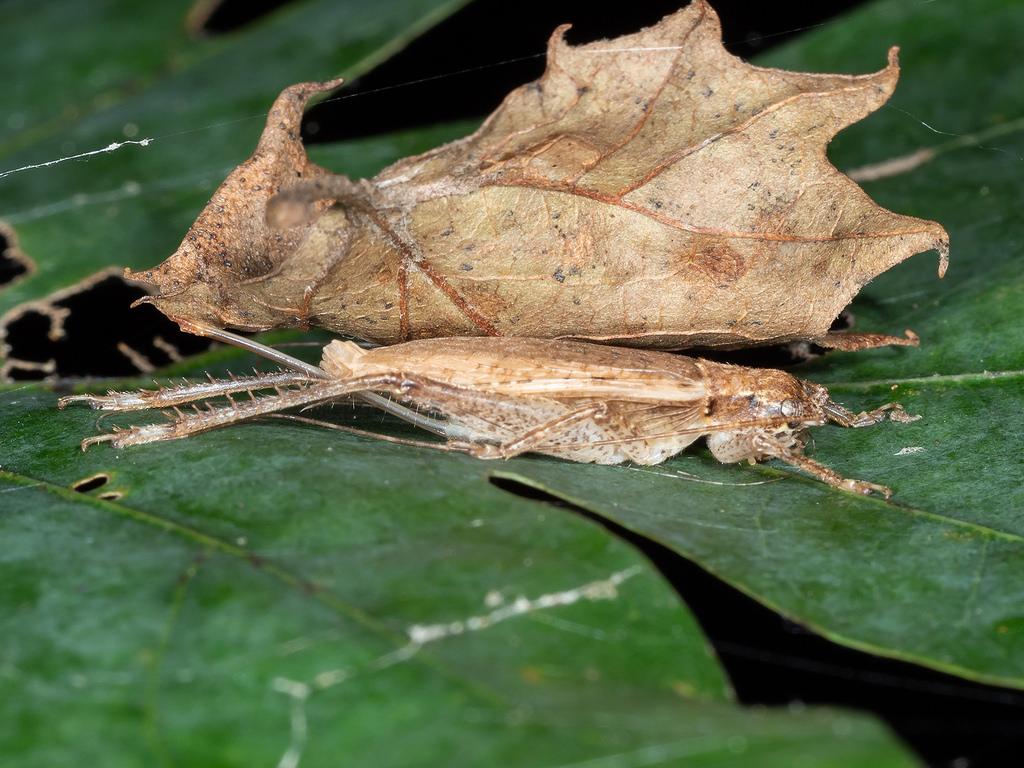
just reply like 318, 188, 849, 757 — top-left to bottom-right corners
327, 375, 615, 459
76, 374, 416, 450
749, 431, 892, 499
59, 321, 329, 412
123, 320, 454, 436
58, 370, 312, 412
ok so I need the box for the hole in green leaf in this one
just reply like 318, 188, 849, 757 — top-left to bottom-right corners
187, 0, 295, 36
72, 473, 109, 493
0, 222, 33, 289
1, 271, 211, 381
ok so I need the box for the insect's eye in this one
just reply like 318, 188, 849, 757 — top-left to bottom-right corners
780, 399, 798, 418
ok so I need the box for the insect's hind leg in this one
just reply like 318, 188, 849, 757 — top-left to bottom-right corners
264, 414, 473, 454
159, 321, 456, 438
78, 373, 418, 450
58, 370, 312, 412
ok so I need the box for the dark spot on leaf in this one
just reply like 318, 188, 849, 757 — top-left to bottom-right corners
552, 267, 566, 283
98, 491, 124, 502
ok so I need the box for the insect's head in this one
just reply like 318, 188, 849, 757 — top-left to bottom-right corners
730, 369, 832, 429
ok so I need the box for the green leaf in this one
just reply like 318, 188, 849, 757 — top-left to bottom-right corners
1, 391, 915, 767
0, 0, 917, 764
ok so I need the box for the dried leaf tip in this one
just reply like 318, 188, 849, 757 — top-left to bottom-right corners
254, 78, 344, 156
124, 78, 345, 329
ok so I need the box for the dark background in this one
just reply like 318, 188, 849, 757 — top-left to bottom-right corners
89, 1, 1024, 764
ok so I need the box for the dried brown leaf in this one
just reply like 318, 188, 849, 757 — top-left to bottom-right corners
131, 1, 948, 350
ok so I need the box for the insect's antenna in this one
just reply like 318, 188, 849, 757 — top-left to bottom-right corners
177, 321, 328, 379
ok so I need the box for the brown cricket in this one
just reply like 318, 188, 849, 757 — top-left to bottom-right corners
60, 328, 915, 498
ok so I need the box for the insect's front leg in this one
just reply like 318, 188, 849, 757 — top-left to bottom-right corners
823, 399, 919, 428
749, 431, 893, 499
816, 329, 919, 352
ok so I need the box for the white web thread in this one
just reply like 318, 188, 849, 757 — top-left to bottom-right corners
4, 11, 1006, 188
0, 138, 153, 181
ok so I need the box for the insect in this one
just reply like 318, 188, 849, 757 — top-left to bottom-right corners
60, 328, 916, 498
